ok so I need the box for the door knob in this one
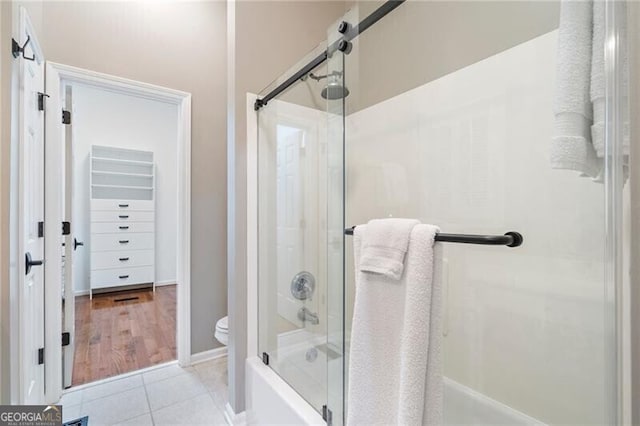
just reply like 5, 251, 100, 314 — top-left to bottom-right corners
74, 238, 84, 250
25, 252, 43, 275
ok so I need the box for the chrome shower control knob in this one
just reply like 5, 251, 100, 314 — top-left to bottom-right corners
290, 271, 315, 300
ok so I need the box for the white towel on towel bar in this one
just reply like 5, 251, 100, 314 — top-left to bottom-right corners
347, 223, 443, 426
359, 218, 420, 280
551, 0, 629, 180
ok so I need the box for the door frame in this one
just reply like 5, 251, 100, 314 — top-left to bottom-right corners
43, 62, 192, 403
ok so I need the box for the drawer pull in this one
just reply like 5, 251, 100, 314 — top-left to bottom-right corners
119, 240, 130, 244
119, 226, 129, 230
118, 204, 129, 208
118, 215, 129, 219
119, 257, 130, 261
119, 275, 129, 279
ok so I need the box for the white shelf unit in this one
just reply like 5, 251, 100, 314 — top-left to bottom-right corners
90, 145, 155, 297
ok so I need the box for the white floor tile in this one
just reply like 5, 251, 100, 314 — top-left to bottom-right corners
145, 371, 207, 411
62, 404, 82, 423
152, 393, 227, 426
193, 357, 228, 411
142, 363, 193, 385
193, 357, 227, 381
80, 386, 149, 426
82, 374, 144, 402
113, 412, 154, 426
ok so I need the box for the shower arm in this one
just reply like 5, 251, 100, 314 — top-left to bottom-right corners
307, 71, 342, 81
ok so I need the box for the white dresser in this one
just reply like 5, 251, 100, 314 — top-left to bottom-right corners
90, 145, 155, 297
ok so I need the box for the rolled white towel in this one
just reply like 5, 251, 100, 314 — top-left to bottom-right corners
359, 218, 419, 280
551, 0, 601, 178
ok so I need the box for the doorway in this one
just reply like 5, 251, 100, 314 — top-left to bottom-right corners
45, 62, 192, 399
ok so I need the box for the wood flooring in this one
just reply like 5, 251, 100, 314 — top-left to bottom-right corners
71, 285, 176, 386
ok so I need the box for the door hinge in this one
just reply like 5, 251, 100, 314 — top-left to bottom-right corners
62, 221, 71, 236
12, 36, 35, 61
38, 348, 44, 365
38, 221, 44, 238
62, 332, 70, 347
62, 110, 71, 125
37, 92, 49, 111
322, 405, 332, 425
262, 352, 269, 365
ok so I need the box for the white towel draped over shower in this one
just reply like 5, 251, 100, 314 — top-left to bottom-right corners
347, 220, 443, 426
551, 0, 628, 181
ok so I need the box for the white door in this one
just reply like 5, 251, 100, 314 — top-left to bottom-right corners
275, 123, 321, 329
62, 86, 76, 388
16, 8, 46, 405
276, 126, 305, 326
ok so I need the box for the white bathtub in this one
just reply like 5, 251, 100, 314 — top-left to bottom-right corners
246, 357, 325, 425
246, 355, 544, 425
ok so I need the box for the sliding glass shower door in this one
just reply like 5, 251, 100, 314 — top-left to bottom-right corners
256, 37, 346, 417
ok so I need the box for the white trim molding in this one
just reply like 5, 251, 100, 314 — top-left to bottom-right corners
225, 402, 247, 426
155, 280, 178, 287
246, 93, 258, 359
43, 62, 192, 403
190, 347, 228, 365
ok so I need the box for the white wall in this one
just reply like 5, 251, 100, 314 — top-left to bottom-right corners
71, 83, 179, 293
345, 31, 611, 425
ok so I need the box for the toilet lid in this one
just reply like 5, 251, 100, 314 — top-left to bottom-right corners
216, 316, 228, 331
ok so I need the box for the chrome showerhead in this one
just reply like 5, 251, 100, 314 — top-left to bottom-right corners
309, 72, 349, 100
321, 75, 350, 100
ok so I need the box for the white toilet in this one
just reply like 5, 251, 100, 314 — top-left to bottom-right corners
215, 316, 228, 346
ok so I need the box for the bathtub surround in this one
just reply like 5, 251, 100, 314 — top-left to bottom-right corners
348, 224, 443, 425
345, 30, 608, 424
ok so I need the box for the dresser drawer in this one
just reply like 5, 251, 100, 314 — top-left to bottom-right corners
91, 211, 154, 223
91, 222, 154, 234
91, 199, 154, 212
91, 250, 154, 270
91, 266, 154, 289
91, 233, 154, 252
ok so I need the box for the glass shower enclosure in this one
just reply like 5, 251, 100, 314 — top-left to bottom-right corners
256, 38, 346, 420
256, 1, 630, 424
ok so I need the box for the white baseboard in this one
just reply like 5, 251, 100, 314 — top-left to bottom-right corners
73, 281, 175, 296
224, 402, 247, 426
190, 346, 227, 365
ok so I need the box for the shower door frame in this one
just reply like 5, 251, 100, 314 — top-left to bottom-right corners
604, 0, 634, 424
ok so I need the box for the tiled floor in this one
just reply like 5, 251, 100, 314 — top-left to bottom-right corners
58, 357, 228, 426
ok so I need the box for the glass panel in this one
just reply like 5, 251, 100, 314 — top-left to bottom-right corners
326, 10, 351, 426
341, 2, 617, 425
257, 44, 336, 414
